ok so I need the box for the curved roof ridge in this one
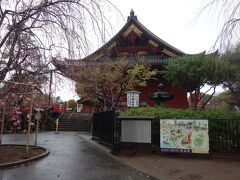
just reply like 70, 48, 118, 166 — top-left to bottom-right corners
129, 16, 186, 55
77, 10, 186, 61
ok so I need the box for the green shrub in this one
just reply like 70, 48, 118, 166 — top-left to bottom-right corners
120, 107, 240, 119
121, 107, 240, 153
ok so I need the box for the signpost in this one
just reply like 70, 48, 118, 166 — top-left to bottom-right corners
160, 119, 209, 154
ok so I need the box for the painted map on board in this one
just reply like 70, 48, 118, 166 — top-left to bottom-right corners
160, 119, 209, 154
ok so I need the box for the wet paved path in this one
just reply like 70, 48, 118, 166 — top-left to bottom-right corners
0, 132, 156, 180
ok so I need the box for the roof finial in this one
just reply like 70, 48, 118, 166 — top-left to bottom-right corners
130, 9, 134, 17
128, 9, 137, 21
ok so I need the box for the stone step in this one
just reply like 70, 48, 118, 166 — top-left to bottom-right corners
58, 127, 89, 131
58, 127, 88, 130
58, 123, 89, 130
58, 124, 88, 128
59, 119, 88, 122
58, 124, 89, 128
59, 121, 88, 125
59, 119, 89, 122
58, 127, 89, 130
56, 112, 90, 131
59, 124, 87, 126
59, 121, 88, 124
59, 112, 90, 119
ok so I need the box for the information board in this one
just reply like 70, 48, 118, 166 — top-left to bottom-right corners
121, 120, 151, 143
160, 119, 209, 154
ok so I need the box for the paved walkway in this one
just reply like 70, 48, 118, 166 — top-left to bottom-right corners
80, 133, 240, 180
2, 132, 240, 180
0, 132, 156, 180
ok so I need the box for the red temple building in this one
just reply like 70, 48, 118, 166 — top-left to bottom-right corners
53, 10, 189, 111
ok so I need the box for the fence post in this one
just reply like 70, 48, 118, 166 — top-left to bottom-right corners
112, 111, 121, 155
112, 111, 116, 155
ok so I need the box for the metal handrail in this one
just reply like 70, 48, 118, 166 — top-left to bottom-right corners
66, 107, 77, 128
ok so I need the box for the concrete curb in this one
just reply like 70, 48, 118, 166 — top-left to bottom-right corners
77, 133, 160, 180
0, 144, 50, 168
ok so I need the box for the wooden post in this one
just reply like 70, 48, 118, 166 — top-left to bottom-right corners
0, 105, 6, 145
34, 110, 41, 147
55, 118, 59, 134
26, 86, 34, 157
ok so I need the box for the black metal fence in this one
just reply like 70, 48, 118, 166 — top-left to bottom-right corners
92, 110, 116, 148
93, 112, 240, 155
116, 117, 240, 155
154, 118, 240, 154
209, 119, 240, 153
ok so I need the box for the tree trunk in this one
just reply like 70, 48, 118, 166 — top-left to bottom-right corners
202, 86, 216, 109
194, 89, 200, 110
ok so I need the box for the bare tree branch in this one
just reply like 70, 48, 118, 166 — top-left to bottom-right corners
200, 0, 240, 50
0, 0, 121, 94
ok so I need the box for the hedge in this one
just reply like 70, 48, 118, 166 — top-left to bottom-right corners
120, 107, 240, 154
120, 107, 240, 119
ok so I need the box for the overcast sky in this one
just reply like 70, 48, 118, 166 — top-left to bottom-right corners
111, 0, 224, 53
55, 0, 225, 101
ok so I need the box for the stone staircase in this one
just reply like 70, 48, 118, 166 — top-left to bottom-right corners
58, 112, 90, 131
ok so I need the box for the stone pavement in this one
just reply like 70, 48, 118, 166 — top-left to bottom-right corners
0, 132, 157, 180
2, 132, 240, 180
79, 133, 240, 180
